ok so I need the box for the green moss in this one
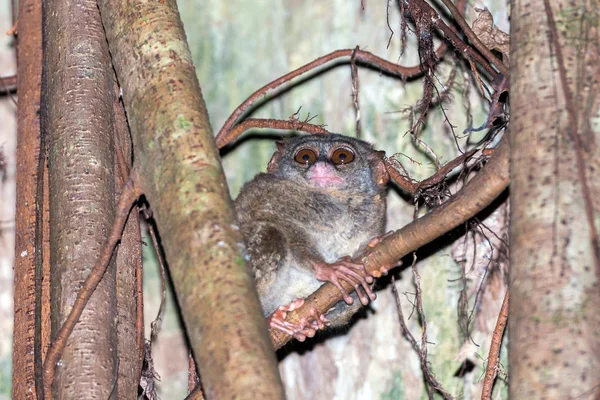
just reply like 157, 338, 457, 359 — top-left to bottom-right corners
177, 114, 193, 130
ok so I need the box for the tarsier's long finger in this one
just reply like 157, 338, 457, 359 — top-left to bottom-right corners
338, 263, 373, 285
330, 276, 354, 305
309, 307, 329, 330
340, 260, 374, 283
337, 266, 376, 303
270, 319, 303, 340
271, 319, 315, 342
337, 265, 369, 286
336, 273, 370, 305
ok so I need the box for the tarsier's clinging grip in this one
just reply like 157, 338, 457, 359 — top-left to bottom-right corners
235, 134, 389, 341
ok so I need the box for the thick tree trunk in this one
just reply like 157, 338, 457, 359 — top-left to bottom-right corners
509, 0, 600, 397
11, 0, 42, 397
97, 0, 285, 398
42, 0, 118, 396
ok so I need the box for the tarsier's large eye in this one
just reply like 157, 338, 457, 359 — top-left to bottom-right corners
330, 147, 355, 165
294, 148, 318, 166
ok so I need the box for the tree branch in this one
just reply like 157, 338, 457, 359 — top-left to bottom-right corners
216, 47, 449, 143
437, 0, 508, 76
0, 74, 17, 94
98, 0, 287, 397
216, 118, 330, 149
480, 289, 509, 400
409, 0, 501, 78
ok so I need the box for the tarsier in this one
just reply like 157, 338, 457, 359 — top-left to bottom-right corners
235, 134, 390, 341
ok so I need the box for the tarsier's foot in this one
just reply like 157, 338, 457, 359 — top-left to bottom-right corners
313, 257, 377, 306
267, 299, 329, 342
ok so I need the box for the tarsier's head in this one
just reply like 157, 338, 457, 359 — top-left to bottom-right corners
267, 134, 389, 194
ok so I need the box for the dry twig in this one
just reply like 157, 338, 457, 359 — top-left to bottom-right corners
216, 47, 450, 144
216, 118, 330, 148
350, 47, 361, 137
480, 289, 509, 399
0, 74, 17, 94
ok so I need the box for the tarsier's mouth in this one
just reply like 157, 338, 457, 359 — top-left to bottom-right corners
308, 175, 345, 188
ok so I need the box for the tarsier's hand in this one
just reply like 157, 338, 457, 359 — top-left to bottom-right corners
313, 257, 377, 306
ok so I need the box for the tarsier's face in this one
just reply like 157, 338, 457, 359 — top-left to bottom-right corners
271, 134, 382, 194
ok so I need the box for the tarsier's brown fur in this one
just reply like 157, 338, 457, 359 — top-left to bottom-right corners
235, 134, 388, 337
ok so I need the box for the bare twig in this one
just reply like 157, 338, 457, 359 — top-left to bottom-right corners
411, 253, 454, 399
410, 0, 499, 78
480, 289, 509, 400
395, 268, 452, 398
385, 149, 478, 195
0, 75, 17, 94
350, 47, 361, 138
0, 75, 18, 106
386, 0, 395, 49
216, 118, 331, 148
42, 175, 141, 399
216, 47, 451, 145
412, 135, 441, 167
391, 276, 421, 354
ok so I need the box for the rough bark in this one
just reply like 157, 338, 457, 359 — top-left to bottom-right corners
42, 0, 118, 396
509, 0, 600, 397
11, 0, 42, 397
97, 0, 285, 398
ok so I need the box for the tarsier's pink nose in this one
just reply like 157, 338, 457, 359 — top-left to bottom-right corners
307, 162, 344, 187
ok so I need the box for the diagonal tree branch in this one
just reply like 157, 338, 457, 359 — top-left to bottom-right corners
97, 0, 286, 398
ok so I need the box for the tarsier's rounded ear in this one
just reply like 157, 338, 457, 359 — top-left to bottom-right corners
276, 140, 286, 153
267, 141, 286, 173
370, 150, 390, 187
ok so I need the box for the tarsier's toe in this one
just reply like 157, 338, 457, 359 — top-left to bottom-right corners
367, 230, 394, 248
268, 299, 327, 341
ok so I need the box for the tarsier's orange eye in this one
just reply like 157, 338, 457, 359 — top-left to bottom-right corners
294, 148, 318, 166
330, 147, 355, 165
